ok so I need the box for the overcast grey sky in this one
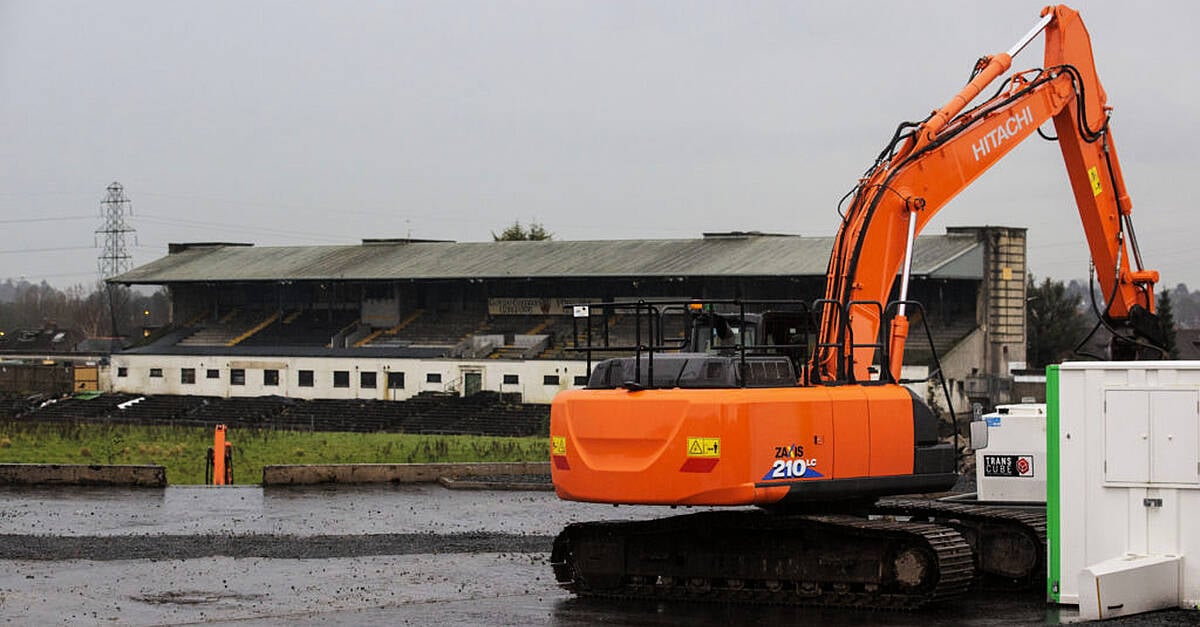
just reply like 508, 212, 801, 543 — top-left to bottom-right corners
1, 1, 1196, 290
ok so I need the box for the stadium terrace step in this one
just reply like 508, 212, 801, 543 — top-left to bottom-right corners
227, 311, 282, 346
239, 309, 358, 348
356, 309, 427, 347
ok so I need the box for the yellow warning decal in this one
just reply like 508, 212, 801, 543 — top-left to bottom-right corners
551, 436, 566, 456
1088, 166, 1103, 196
687, 437, 721, 458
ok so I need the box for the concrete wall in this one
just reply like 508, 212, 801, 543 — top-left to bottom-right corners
109, 353, 589, 404
361, 297, 400, 327
0, 463, 166, 487
944, 226, 1028, 411
979, 227, 1028, 375
937, 327, 987, 414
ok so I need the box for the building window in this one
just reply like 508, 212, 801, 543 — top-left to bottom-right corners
207, 369, 220, 379
231, 368, 246, 386
181, 368, 196, 384
149, 368, 163, 378
573, 375, 588, 386
503, 374, 519, 385
264, 369, 279, 386
333, 370, 350, 388
360, 371, 377, 388
543, 375, 560, 385
298, 370, 314, 387
425, 373, 441, 383
387, 372, 405, 389
117, 367, 128, 378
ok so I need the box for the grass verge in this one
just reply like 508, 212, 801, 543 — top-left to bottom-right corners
0, 420, 549, 485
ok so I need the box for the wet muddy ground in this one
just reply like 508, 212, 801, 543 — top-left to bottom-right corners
0, 485, 1194, 625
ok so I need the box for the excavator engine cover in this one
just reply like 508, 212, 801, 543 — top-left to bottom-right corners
550, 383, 956, 507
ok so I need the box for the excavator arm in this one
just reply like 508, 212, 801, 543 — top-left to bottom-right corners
817, 4, 1162, 383
549, 7, 1149, 606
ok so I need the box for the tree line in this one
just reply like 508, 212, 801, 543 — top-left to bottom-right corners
0, 279, 167, 340
1027, 275, 1194, 367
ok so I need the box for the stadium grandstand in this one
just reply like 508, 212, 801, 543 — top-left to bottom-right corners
89, 226, 1027, 413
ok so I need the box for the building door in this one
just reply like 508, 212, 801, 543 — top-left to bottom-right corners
73, 365, 99, 392
385, 371, 404, 401
462, 371, 482, 396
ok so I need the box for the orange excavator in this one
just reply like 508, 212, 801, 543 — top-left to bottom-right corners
549, 4, 1164, 608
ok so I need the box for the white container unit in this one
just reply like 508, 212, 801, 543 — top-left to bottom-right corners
972, 403, 1047, 503
1049, 361, 1200, 620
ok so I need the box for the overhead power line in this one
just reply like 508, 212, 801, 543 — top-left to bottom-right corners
135, 214, 345, 243
2, 271, 101, 281
0, 215, 93, 225
0, 245, 97, 254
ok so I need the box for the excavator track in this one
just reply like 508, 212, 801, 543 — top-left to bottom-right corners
874, 498, 1046, 589
550, 510, 974, 609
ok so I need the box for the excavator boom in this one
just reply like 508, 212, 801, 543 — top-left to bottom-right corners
819, 4, 1161, 381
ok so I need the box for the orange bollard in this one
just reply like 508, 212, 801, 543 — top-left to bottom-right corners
209, 424, 233, 485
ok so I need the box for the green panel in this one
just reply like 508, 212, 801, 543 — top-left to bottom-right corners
1045, 365, 1061, 603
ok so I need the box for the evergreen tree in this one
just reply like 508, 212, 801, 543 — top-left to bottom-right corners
1158, 288, 1178, 358
1026, 275, 1090, 368
492, 220, 553, 241
1170, 283, 1199, 328
526, 222, 552, 241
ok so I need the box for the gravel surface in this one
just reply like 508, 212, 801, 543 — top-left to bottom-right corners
0, 553, 560, 625
0, 484, 1196, 625
0, 532, 553, 561
0, 483, 685, 537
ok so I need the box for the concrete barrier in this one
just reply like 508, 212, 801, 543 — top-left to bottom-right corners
262, 461, 551, 486
0, 463, 167, 487
438, 475, 554, 491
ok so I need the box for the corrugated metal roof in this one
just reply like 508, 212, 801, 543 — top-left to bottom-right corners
111, 234, 982, 284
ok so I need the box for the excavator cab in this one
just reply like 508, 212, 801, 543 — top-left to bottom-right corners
571, 300, 813, 391
690, 310, 810, 357
689, 311, 758, 354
